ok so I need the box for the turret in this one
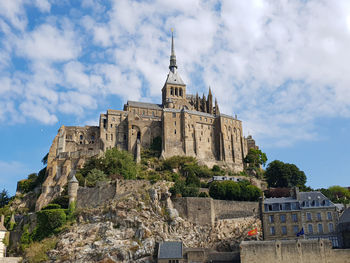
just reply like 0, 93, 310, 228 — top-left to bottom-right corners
215, 98, 220, 115
201, 94, 207, 113
68, 171, 79, 206
207, 87, 213, 114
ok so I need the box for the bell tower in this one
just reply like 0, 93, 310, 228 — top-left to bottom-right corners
162, 29, 186, 108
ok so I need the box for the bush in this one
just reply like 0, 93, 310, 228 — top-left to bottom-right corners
80, 148, 139, 180
163, 156, 197, 170
198, 192, 209, 197
50, 195, 69, 209
209, 180, 262, 201
33, 209, 67, 241
169, 180, 199, 197
42, 204, 61, 210
24, 237, 57, 263
86, 168, 108, 187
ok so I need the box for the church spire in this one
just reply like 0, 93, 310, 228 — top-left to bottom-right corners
169, 29, 177, 72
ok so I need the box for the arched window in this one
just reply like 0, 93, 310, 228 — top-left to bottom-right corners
179, 88, 183, 97
80, 135, 83, 140
175, 87, 178, 96
170, 87, 174, 95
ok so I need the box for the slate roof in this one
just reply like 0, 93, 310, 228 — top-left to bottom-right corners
264, 197, 297, 204
264, 191, 335, 208
165, 70, 185, 86
298, 191, 329, 202
126, 101, 163, 110
339, 207, 350, 224
158, 241, 183, 259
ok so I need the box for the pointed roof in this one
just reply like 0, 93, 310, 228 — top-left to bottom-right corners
165, 29, 185, 86
165, 70, 185, 86
169, 29, 177, 72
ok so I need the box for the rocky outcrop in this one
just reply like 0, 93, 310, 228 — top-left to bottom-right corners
45, 181, 261, 263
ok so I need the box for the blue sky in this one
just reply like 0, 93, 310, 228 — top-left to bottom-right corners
1, 0, 350, 195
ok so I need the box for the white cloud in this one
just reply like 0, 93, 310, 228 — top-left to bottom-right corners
16, 23, 81, 61
2, 0, 350, 147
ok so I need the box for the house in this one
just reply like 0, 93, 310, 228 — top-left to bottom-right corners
260, 187, 340, 247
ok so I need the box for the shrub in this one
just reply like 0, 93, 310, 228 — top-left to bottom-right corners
24, 237, 57, 263
33, 209, 66, 241
50, 195, 69, 209
80, 148, 139, 180
198, 192, 209, 197
42, 204, 61, 210
86, 168, 108, 187
163, 156, 197, 170
209, 180, 262, 201
209, 181, 226, 199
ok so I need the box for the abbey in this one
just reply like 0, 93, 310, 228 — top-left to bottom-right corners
36, 34, 257, 210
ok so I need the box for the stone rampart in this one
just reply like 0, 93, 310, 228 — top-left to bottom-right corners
76, 181, 117, 208
240, 239, 350, 263
173, 197, 259, 225
213, 199, 258, 219
76, 180, 152, 209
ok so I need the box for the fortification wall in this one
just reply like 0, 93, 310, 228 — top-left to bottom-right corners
76, 181, 117, 208
76, 180, 152, 209
240, 239, 350, 263
173, 197, 259, 225
213, 200, 258, 220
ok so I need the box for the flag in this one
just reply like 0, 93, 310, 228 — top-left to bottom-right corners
296, 228, 304, 237
248, 228, 258, 236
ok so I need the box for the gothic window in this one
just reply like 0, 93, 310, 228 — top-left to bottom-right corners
174, 129, 176, 134
80, 135, 83, 140
91, 135, 95, 140
171, 87, 174, 95
179, 88, 183, 97
175, 87, 178, 96
111, 134, 113, 141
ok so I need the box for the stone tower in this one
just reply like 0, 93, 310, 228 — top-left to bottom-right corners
68, 171, 79, 206
161, 30, 187, 108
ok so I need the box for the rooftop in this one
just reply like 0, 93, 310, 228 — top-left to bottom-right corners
339, 207, 350, 224
126, 101, 162, 110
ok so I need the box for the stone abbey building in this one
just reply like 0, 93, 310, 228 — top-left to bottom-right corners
36, 34, 257, 210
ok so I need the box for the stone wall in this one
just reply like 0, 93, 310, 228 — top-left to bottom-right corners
0, 258, 22, 263
240, 239, 350, 263
76, 181, 117, 208
173, 197, 259, 225
213, 199, 258, 220
76, 180, 152, 209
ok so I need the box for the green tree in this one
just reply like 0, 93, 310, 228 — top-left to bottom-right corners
265, 160, 306, 188
80, 148, 139, 180
244, 148, 267, 168
0, 189, 10, 208
224, 181, 241, 200
85, 169, 108, 187
209, 181, 226, 199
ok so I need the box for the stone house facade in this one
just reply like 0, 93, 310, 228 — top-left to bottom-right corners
260, 187, 339, 247
35, 33, 257, 211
